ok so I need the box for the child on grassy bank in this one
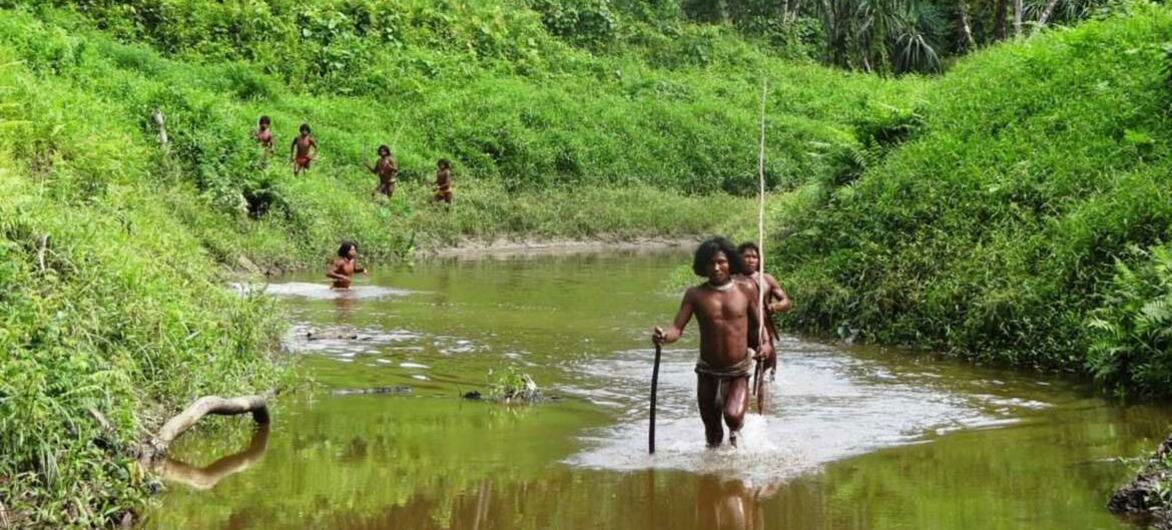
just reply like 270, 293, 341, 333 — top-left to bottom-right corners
368, 145, 398, 200
254, 115, 274, 153
290, 123, 317, 175
433, 158, 453, 204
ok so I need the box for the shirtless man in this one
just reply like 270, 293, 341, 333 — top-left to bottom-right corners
326, 241, 367, 289
290, 123, 317, 175
653, 237, 772, 448
738, 242, 792, 381
367, 145, 398, 200
254, 115, 274, 153
433, 158, 453, 204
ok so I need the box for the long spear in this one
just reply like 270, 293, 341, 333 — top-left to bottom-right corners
753, 80, 769, 413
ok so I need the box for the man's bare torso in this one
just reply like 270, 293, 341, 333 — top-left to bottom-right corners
688, 281, 755, 368
331, 258, 357, 288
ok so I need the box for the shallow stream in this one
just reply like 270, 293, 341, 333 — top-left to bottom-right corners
145, 250, 1171, 530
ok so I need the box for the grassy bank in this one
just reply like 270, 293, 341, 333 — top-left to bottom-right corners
0, 140, 293, 525
771, 3, 1172, 397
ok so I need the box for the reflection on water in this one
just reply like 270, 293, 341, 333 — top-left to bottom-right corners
158, 425, 269, 491
146, 251, 1172, 530
695, 475, 776, 530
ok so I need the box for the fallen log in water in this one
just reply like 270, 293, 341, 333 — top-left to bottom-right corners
140, 392, 273, 465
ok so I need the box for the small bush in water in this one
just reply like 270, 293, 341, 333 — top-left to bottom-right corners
487, 366, 543, 404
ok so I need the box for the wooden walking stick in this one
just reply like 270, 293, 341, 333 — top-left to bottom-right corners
649, 341, 663, 454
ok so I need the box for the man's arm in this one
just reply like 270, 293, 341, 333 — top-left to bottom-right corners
289, 138, 297, 160
653, 289, 694, 345
765, 273, 792, 313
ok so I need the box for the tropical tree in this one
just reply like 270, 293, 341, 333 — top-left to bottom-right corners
660, 0, 1111, 74
814, 0, 942, 73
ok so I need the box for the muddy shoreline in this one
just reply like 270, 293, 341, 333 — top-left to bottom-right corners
419, 236, 701, 259
230, 235, 702, 278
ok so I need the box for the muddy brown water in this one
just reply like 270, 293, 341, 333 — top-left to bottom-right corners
144, 250, 1171, 530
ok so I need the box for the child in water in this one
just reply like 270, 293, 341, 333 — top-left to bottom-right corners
326, 241, 367, 289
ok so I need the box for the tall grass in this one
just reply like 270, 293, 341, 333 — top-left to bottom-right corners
0, 67, 291, 524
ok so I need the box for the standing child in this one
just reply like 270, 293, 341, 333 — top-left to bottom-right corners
290, 123, 317, 176
433, 158, 453, 204
254, 115, 274, 153
368, 145, 399, 200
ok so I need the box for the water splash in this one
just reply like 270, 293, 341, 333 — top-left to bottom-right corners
234, 282, 412, 300
564, 337, 1047, 486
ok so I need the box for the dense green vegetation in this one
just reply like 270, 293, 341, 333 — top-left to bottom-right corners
681, 0, 1111, 74
773, 3, 1172, 397
3, 0, 1171, 526
0, 101, 292, 526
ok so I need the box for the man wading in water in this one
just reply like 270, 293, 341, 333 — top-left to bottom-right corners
738, 242, 792, 380
653, 237, 772, 448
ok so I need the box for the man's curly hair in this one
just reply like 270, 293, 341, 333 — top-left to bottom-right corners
692, 237, 747, 277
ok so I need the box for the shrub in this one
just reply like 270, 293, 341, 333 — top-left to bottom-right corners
1087, 244, 1172, 398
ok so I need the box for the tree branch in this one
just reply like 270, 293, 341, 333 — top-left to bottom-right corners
1035, 0, 1062, 31
957, 1, 978, 50
35, 234, 48, 274
1014, 0, 1024, 37
141, 392, 272, 465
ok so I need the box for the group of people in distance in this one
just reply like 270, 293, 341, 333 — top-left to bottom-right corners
253, 116, 453, 204
653, 237, 791, 449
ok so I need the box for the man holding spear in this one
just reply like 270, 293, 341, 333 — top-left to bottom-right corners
652, 237, 773, 448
